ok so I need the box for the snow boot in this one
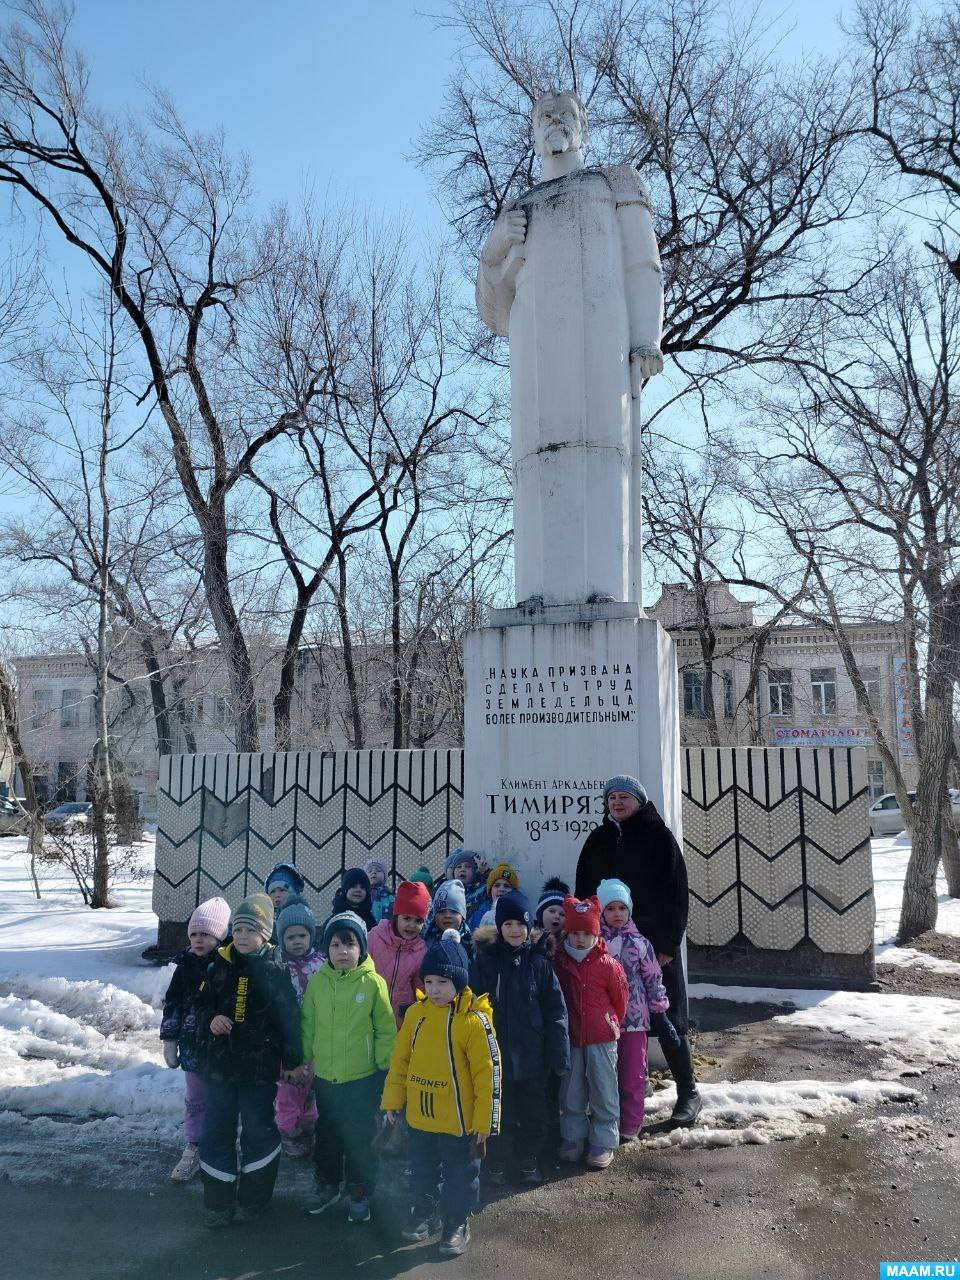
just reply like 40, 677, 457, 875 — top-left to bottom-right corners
170, 1143, 199, 1182
517, 1160, 543, 1186
307, 1182, 341, 1216
347, 1185, 371, 1224
657, 1021, 703, 1128
558, 1139, 584, 1163
235, 1202, 267, 1224
670, 1089, 703, 1129
438, 1219, 470, 1258
401, 1198, 442, 1242
204, 1208, 233, 1230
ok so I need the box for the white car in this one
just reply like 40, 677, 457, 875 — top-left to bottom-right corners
868, 789, 960, 837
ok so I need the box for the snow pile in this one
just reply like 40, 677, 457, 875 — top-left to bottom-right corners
0, 1059, 181, 1124
638, 1077, 921, 1149
875, 944, 960, 976
0, 974, 162, 1033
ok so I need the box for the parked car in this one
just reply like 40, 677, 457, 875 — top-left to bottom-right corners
42, 801, 92, 833
868, 789, 960, 837
0, 797, 28, 836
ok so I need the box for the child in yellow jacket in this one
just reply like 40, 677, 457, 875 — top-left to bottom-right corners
381, 928, 501, 1260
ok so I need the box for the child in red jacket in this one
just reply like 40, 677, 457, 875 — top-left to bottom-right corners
552, 895, 628, 1170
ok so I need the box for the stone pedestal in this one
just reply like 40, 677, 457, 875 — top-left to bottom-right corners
464, 603, 682, 889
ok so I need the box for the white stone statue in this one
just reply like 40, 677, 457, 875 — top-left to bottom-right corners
477, 91, 663, 608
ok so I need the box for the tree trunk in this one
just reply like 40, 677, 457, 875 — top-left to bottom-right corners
140, 633, 173, 756
940, 800, 960, 898
897, 597, 959, 941
330, 555, 364, 750
274, 587, 313, 753
203, 520, 259, 753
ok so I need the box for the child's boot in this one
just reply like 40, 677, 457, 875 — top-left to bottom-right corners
307, 1180, 341, 1215
401, 1197, 441, 1242
585, 1144, 615, 1169
281, 1134, 302, 1158
438, 1219, 471, 1258
558, 1139, 584, 1163
347, 1184, 371, 1224
517, 1158, 543, 1186
170, 1143, 199, 1182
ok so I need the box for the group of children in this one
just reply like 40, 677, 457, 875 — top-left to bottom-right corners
160, 848, 684, 1257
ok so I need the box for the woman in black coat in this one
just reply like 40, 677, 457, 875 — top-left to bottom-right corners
576, 773, 703, 1129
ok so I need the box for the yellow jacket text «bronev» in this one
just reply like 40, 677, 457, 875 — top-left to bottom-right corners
381, 987, 501, 1136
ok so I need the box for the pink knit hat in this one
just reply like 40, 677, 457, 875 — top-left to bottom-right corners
188, 896, 231, 941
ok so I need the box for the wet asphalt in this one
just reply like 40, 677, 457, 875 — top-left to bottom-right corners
4, 996, 959, 1280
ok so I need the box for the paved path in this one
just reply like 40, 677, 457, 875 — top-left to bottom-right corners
4, 999, 959, 1279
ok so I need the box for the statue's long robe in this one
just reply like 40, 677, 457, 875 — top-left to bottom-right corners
477, 165, 649, 606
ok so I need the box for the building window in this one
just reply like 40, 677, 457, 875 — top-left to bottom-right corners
866, 759, 885, 800
860, 667, 881, 707
768, 669, 793, 717
683, 671, 705, 717
811, 667, 837, 715
257, 698, 267, 727
60, 689, 83, 729
214, 696, 227, 725
722, 670, 734, 719
31, 688, 54, 728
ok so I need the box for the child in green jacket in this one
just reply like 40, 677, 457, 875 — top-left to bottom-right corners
300, 910, 396, 1224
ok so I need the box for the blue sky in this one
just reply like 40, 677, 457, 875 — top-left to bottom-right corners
66, 0, 461, 237
60, 0, 857, 238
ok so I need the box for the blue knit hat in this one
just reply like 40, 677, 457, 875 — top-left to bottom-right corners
433, 878, 467, 919
265, 862, 305, 895
277, 900, 317, 947
420, 927, 470, 992
322, 910, 368, 959
495, 890, 532, 931
604, 775, 647, 805
597, 878, 633, 912
444, 848, 479, 876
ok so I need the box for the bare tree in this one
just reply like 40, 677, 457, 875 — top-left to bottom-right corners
742, 250, 960, 939
418, 0, 870, 408
0, 4, 338, 750
853, 0, 960, 280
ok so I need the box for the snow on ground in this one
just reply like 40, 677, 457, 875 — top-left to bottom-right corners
875, 943, 960, 975
872, 832, 960, 946
0, 828, 953, 1173
689, 984, 960, 1075
639, 1077, 921, 1149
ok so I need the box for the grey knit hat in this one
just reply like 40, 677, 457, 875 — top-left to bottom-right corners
432, 878, 467, 919
604, 774, 648, 805
277, 900, 317, 947
321, 909, 368, 960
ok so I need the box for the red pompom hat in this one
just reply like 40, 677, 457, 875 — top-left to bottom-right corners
562, 894, 601, 937
393, 879, 432, 920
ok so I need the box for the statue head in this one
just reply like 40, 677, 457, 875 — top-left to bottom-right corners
532, 90, 589, 166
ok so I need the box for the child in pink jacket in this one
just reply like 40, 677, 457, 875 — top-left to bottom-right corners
367, 880, 430, 1027
273, 901, 324, 1156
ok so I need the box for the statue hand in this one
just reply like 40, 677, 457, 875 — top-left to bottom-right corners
481, 208, 527, 268
630, 345, 664, 395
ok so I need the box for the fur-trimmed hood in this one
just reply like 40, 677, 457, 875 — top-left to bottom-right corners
471, 923, 556, 960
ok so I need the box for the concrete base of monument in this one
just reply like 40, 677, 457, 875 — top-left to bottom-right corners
688, 940, 878, 991
463, 604, 682, 892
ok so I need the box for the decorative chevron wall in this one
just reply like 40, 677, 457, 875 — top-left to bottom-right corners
682, 746, 875, 959
153, 750, 463, 927
154, 745, 875, 978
